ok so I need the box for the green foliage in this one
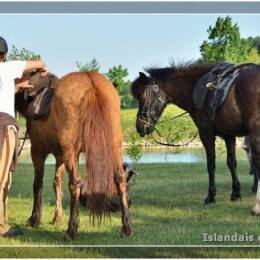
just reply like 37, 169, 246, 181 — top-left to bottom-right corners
247, 36, 260, 54
245, 47, 260, 64
125, 132, 142, 162
76, 58, 100, 72
200, 16, 251, 64
7, 45, 40, 61
216, 137, 226, 156
106, 65, 137, 108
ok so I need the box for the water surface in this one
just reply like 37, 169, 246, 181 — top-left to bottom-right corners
19, 146, 248, 164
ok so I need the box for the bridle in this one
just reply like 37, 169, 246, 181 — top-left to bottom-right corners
137, 83, 166, 128
136, 82, 199, 147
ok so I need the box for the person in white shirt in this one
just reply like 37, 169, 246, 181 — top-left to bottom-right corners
0, 36, 48, 237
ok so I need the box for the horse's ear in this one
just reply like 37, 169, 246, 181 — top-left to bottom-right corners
139, 72, 148, 79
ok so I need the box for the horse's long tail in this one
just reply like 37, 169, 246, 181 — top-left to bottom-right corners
79, 72, 116, 222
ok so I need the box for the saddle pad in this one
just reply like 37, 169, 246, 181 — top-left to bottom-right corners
26, 72, 59, 120
193, 63, 239, 120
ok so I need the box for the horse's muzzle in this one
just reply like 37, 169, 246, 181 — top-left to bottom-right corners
136, 117, 155, 137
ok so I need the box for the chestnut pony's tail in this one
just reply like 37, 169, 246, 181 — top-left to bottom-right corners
79, 72, 117, 222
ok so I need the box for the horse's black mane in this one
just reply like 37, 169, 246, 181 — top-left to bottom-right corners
145, 61, 214, 82
131, 61, 215, 98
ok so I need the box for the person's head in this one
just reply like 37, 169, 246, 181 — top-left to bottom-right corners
0, 36, 8, 62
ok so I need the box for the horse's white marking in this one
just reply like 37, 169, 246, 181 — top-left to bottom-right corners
253, 180, 260, 214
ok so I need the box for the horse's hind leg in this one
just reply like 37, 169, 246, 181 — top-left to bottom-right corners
27, 147, 47, 227
224, 136, 241, 201
252, 170, 258, 193
52, 155, 65, 224
243, 137, 257, 193
247, 131, 260, 215
114, 166, 133, 237
64, 150, 81, 240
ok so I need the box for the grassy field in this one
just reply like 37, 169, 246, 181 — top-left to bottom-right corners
2, 161, 260, 257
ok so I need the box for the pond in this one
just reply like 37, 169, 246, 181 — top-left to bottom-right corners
19, 146, 248, 164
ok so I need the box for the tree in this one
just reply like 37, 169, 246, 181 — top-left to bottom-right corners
8, 45, 40, 61
200, 16, 251, 64
247, 36, 260, 54
245, 48, 260, 64
76, 58, 100, 72
106, 65, 137, 108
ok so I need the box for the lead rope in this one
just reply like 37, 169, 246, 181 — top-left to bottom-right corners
150, 111, 199, 147
18, 121, 31, 156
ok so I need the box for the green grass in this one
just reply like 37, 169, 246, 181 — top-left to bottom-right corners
2, 161, 260, 257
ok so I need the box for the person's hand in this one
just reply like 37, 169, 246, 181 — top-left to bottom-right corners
39, 66, 48, 77
15, 81, 34, 93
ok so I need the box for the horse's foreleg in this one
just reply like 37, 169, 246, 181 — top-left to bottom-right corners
200, 132, 216, 204
114, 166, 133, 237
224, 136, 241, 201
27, 148, 47, 227
64, 152, 81, 240
52, 155, 65, 224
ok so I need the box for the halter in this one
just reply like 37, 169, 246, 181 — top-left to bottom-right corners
137, 83, 165, 128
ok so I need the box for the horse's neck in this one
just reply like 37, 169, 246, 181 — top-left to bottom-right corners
167, 68, 211, 112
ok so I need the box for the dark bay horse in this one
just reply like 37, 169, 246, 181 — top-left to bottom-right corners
131, 62, 260, 214
15, 71, 133, 239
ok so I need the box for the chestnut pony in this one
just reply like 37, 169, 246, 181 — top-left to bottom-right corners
15, 71, 132, 240
131, 62, 260, 215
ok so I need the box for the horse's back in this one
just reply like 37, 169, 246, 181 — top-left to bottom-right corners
55, 71, 119, 111
215, 65, 260, 135
237, 65, 260, 130
51, 71, 122, 153
55, 72, 91, 107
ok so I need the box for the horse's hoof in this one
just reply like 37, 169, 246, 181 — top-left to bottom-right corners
230, 192, 241, 201
63, 232, 74, 241
251, 206, 260, 216
51, 215, 62, 225
204, 196, 215, 204
121, 225, 133, 238
64, 229, 77, 241
26, 216, 40, 227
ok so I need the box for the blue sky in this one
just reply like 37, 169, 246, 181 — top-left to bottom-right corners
0, 14, 260, 80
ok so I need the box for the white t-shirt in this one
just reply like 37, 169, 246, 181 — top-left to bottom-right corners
0, 61, 27, 117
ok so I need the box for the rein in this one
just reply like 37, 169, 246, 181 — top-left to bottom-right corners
157, 111, 188, 124
153, 111, 198, 147
18, 118, 31, 156
152, 127, 198, 147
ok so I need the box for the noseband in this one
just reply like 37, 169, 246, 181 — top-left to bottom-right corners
137, 83, 165, 127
